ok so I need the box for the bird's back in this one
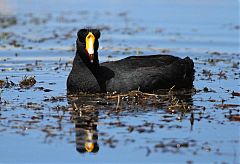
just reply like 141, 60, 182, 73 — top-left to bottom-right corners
99, 54, 194, 92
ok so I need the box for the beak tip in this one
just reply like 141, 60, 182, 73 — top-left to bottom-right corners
89, 53, 94, 63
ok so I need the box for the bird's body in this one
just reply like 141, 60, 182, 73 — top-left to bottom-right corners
67, 29, 194, 93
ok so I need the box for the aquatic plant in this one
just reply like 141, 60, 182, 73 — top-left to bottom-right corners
19, 75, 36, 88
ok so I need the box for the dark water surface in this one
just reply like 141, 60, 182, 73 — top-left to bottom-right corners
0, 0, 239, 163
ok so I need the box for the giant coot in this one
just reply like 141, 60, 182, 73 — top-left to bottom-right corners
67, 29, 194, 93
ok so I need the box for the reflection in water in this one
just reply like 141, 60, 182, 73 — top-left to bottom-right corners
67, 89, 195, 154
69, 98, 100, 154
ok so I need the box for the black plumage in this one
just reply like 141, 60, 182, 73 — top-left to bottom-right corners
67, 29, 194, 93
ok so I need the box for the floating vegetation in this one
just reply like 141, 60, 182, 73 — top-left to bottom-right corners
165, 86, 192, 113
19, 76, 36, 88
231, 91, 240, 97
0, 77, 15, 88
0, 16, 17, 28
227, 115, 240, 121
0, 79, 5, 88
103, 86, 193, 114
215, 104, 240, 109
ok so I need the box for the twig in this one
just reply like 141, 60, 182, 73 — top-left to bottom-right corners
73, 103, 78, 110
106, 90, 158, 99
107, 94, 128, 99
116, 94, 121, 109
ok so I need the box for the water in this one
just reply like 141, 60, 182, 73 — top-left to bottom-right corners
0, 0, 239, 163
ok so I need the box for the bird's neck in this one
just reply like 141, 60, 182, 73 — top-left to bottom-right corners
76, 50, 100, 74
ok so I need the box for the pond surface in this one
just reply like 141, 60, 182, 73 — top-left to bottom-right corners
0, 0, 239, 163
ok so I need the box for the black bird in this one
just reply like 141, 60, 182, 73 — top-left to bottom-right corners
67, 29, 194, 93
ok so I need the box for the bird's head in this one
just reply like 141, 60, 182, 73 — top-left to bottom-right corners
77, 29, 101, 63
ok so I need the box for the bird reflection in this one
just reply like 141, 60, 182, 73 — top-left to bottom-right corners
69, 97, 100, 154
67, 88, 195, 153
